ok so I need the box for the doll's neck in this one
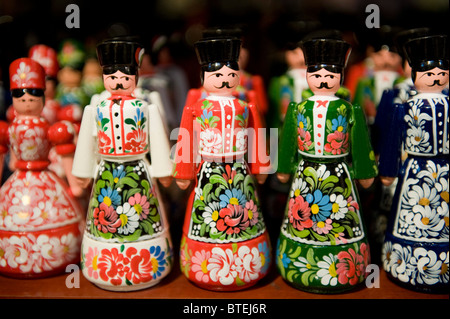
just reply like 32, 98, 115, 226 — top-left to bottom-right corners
206, 93, 236, 100
309, 94, 339, 100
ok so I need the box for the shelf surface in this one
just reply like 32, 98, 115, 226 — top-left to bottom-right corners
0, 261, 448, 299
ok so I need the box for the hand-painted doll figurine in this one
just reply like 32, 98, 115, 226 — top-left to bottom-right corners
267, 20, 318, 132
374, 28, 432, 154
6, 45, 61, 125
0, 58, 83, 278
5, 45, 69, 179
56, 39, 90, 111
276, 38, 378, 293
72, 38, 174, 291
352, 26, 403, 125
379, 34, 449, 293
368, 28, 432, 264
173, 37, 272, 291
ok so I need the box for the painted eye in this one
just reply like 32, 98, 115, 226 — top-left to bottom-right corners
124, 77, 129, 81
111, 76, 117, 80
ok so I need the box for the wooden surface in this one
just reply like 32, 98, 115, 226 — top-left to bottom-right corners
0, 259, 448, 299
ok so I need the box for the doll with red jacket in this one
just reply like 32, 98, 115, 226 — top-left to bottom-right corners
173, 36, 272, 291
0, 58, 83, 278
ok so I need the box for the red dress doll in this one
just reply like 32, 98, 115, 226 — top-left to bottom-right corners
0, 58, 83, 278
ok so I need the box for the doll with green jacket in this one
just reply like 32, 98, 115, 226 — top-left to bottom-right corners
276, 37, 378, 293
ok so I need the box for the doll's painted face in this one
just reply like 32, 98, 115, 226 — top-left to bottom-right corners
307, 68, 341, 96
371, 48, 402, 72
285, 47, 306, 69
414, 67, 449, 93
13, 92, 44, 117
58, 66, 82, 88
103, 71, 136, 95
203, 65, 240, 96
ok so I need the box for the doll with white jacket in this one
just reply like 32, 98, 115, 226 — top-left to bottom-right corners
71, 38, 173, 291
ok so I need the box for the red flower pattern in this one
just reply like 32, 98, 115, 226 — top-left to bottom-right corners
222, 165, 236, 184
324, 131, 349, 155
98, 248, 127, 286
217, 204, 249, 235
288, 196, 313, 231
336, 247, 365, 285
297, 128, 313, 152
125, 128, 147, 152
93, 202, 121, 233
96, 247, 157, 286
125, 247, 154, 284
98, 130, 112, 153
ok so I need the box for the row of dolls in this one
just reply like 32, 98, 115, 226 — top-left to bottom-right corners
0, 28, 448, 294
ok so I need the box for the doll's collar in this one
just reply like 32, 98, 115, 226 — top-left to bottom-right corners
206, 94, 236, 101
414, 92, 447, 99
107, 94, 135, 100
309, 94, 339, 101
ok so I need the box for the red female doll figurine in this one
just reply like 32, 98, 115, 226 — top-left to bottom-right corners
72, 38, 174, 291
276, 38, 378, 293
0, 58, 83, 278
173, 36, 272, 291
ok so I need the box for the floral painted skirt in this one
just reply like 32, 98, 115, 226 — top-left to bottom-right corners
0, 169, 83, 278
382, 156, 449, 293
80, 159, 173, 291
276, 158, 370, 293
180, 160, 271, 291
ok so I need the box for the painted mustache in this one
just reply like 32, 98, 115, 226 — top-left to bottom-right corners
318, 82, 331, 89
112, 83, 128, 90
430, 80, 443, 86
217, 82, 232, 89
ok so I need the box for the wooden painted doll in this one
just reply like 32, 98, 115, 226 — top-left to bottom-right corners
0, 58, 83, 278
276, 38, 378, 293
352, 26, 403, 126
369, 28, 432, 264
379, 34, 449, 293
71, 39, 174, 291
7, 45, 62, 125
56, 39, 90, 110
173, 37, 272, 291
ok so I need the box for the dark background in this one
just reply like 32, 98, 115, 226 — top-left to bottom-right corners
1, 0, 449, 107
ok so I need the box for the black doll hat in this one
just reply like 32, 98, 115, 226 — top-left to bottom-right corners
301, 38, 351, 69
201, 26, 243, 40
404, 34, 448, 70
394, 27, 431, 60
194, 37, 241, 66
97, 37, 144, 68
